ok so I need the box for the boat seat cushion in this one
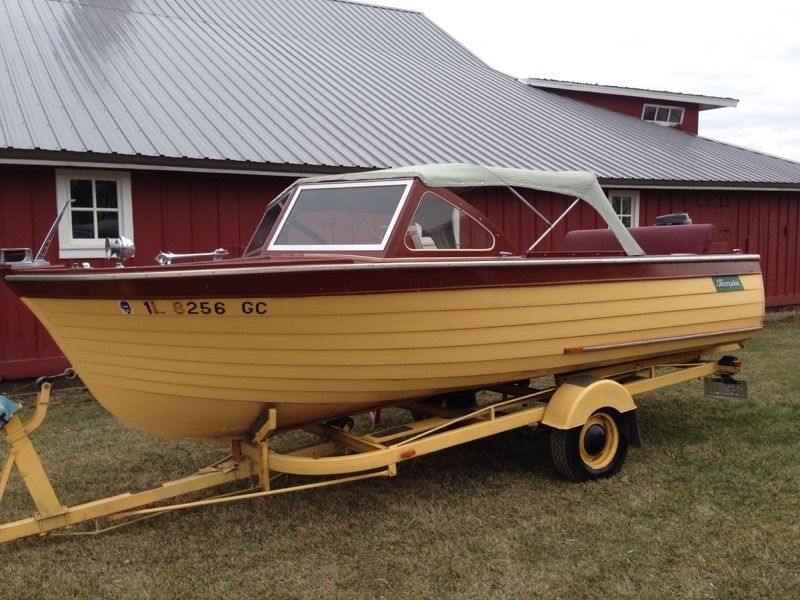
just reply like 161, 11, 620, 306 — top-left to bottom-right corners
563, 224, 715, 255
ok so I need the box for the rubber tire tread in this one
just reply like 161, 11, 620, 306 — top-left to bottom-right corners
549, 411, 630, 482
550, 428, 590, 482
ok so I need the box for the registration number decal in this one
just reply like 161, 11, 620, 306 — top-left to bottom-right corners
137, 300, 268, 315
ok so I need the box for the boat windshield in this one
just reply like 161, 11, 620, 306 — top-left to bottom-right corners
242, 189, 291, 257
267, 180, 412, 251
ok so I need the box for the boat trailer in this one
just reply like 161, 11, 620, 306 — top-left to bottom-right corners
0, 349, 745, 544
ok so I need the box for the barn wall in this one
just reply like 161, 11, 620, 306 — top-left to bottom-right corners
638, 188, 800, 307
0, 165, 292, 378
462, 188, 606, 253
0, 165, 69, 378
463, 186, 799, 307
1, 165, 798, 378
128, 170, 293, 264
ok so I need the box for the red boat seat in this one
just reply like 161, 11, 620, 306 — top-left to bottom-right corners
563, 224, 715, 255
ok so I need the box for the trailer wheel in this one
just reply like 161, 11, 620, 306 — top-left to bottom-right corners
550, 409, 629, 482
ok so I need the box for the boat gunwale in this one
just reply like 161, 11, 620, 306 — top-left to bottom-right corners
5, 253, 762, 283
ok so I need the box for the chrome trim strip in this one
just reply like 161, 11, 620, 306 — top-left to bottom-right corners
576, 326, 763, 353
5, 254, 762, 282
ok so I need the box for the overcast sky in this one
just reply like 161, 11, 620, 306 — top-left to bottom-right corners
370, 0, 800, 163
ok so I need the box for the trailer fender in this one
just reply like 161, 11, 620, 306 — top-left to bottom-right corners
542, 376, 636, 431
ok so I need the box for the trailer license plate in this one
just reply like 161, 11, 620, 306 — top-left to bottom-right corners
704, 377, 748, 400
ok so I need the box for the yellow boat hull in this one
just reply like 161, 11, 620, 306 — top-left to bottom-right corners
22, 274, 764, 439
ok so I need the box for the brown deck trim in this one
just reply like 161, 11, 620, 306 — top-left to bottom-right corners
6, 254, 762, 282
5, 255, 762, 300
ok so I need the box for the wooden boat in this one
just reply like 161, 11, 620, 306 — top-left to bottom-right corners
1, 164, 764, 440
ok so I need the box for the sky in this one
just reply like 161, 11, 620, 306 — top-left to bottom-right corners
368, 0, 800, 163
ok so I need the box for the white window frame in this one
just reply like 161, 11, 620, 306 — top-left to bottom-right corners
55, 169, 134, 259
608, 190, 640, 228
641, 104, 684, 126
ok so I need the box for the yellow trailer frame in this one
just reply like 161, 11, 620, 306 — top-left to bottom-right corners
0, 347, 743, 544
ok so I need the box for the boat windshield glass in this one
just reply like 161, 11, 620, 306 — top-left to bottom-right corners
405, 192, 495, 251
268, 180, 412, 251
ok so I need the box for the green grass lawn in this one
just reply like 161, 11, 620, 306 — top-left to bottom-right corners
2, 319, 798, 599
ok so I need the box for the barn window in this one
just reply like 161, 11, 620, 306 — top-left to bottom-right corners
56, 170, 133, 259
642, 104, 684, 126
608, 190, 640, 228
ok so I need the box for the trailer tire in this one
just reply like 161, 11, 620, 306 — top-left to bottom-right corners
550, 409, 629, 482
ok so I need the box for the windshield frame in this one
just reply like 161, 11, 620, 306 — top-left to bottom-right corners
266, 179, 414, 252
241, 188, 292, 257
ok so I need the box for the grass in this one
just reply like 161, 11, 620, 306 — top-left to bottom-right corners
2, 319, 799, 599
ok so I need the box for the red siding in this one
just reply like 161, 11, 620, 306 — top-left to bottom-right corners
129, 171, 292, 264
0, 165, 70, 378
547, 89, 700, 134
638, 188, 800, 307
468, 186, 800, 307
463, 188, 610, 253
0, 166, 292, 378
1, 165, 798, 378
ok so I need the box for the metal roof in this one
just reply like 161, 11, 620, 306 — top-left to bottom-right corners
521, 79, 739, 111
2, 0, 800, 185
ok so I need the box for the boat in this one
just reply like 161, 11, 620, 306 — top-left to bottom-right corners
1, 164, 764, 441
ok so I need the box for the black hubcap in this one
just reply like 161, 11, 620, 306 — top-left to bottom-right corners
583, 424, 607, 455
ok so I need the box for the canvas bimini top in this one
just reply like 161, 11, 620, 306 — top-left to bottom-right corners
298, 163, 645, 256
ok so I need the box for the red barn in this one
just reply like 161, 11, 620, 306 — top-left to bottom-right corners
1, 0, 799, 379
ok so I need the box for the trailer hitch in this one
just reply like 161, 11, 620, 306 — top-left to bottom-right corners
704, 356, 748, 399
717, 355, 742, 374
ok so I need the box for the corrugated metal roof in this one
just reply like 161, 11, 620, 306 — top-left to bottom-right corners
1, 0, 799, 185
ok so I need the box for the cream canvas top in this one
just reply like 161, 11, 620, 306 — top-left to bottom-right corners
299, 163, 645, 256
